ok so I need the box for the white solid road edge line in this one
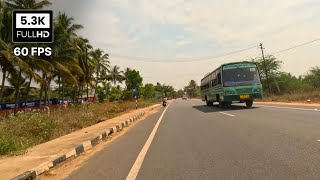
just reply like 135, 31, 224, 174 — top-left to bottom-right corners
256, 105, 320, 112
219, 112, 235, 117
126, 102, 171, 180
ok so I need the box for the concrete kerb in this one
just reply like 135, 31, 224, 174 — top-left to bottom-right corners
116, 124, 122, 132
11, 108, 155, 180
11, 171, 36, 180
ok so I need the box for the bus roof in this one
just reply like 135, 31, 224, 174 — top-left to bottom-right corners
221, 61, 256, 66
201, 61, 257, 81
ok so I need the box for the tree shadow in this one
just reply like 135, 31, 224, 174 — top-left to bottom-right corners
192, 103, 258, 113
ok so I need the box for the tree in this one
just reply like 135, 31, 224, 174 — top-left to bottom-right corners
184, 80, 200, 98
0, 38, 39, 113
52, 12, 84, 104
1, 0, 162, 110
124, 69, 143, 91
107, 65, 123, 85
1, 0, 52, 109
304, 66, 320, 89
0, 41, 14, 103
253, 55, 283, 94
176, 89, 184, 97
109, 86, 122, 102
75, 37, 93, 101
163, 85, 174, 98
5, 0, 51, 9
0, 3, 14, 103
122, 68, 143, 100
96, 81, 111, 103
153, 82, 175, 98
0, 1, 3, 24
253, 55, 282, 80
142, 83, 155, 99
155, 82, 162, 94
90, 48, 109, 99
21, 55, 52, 108
272, 72, 311, 94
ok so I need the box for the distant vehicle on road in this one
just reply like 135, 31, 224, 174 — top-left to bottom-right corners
200, 61, 263, 108
182, 95, 188, 100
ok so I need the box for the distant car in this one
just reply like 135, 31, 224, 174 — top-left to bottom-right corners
182, 95, 188, 100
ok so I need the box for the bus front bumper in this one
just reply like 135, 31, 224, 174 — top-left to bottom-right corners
223, 93, 262, 102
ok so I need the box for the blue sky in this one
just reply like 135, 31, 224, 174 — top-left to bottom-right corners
49, 0, 320, 89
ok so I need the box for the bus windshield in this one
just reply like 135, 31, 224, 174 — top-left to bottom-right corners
222, 66, 260, 87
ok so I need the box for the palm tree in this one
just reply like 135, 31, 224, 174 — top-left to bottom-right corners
122, 67, 131, 89
108, 65, 123, 85
75, 37, 94, 101
0, 2, 13, 103
2, 0, 51, 112
51, 12, 83, 104
0, 0, 3, 26
0, 39, 40, 113
22, 55, 52, 108
123, 67, 131, 77
0, 41, 14, 103
5, 0, 51, 9
90, 49, 109, 99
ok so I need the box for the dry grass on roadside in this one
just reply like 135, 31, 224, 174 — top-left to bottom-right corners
260, 91, 320, 103
0, 99, 158, 156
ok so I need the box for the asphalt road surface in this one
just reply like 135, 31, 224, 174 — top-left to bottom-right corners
65, 99, 320, 180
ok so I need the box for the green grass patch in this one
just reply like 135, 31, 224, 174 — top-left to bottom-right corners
0, 99, 158, 156
259, 91, 320, 103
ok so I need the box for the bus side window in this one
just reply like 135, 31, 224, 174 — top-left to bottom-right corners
217, 73, 221, 85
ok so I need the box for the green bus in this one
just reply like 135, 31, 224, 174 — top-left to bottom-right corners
200, 61, 263, 108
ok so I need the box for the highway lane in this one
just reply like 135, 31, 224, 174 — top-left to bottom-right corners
65, 99, 320, 180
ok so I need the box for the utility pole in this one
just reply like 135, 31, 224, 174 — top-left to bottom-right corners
259, 43, 270, 93
135, 95, 138, 109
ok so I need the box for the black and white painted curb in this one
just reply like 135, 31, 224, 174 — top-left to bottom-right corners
11, 112, 147, 180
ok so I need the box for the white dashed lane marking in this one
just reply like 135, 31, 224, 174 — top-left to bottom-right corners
219, 112, 235, 117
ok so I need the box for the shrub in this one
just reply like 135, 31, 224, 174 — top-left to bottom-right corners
0, 99, 158, 156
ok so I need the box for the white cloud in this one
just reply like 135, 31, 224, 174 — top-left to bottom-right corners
50, 0, 320, 89
137, 0, 319, 45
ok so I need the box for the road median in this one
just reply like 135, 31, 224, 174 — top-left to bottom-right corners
0, 104, 160, 180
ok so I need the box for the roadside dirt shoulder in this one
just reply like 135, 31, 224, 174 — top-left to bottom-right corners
0, 103, 160, 180
255, 101, 320, 107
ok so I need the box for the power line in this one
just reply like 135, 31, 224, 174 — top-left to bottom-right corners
110, 45, 259, 63
110, 38, 320, 64
175, 45, 259, 62
273, 38, 320, 54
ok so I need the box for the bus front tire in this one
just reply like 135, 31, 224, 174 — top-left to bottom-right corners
220, 101, 231, 109
219, 101, 224, 108
206, 101, 213, 106
245, 100, 253, 108
224, 102, 231, 109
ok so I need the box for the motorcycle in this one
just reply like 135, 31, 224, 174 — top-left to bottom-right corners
162, 101, 167, 107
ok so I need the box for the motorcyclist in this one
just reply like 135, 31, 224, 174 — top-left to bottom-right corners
162, 96, 167, 106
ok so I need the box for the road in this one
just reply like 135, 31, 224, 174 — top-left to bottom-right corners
64, 99, 320, 180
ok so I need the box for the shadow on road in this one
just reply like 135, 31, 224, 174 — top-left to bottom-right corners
192, 104, 258, 113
